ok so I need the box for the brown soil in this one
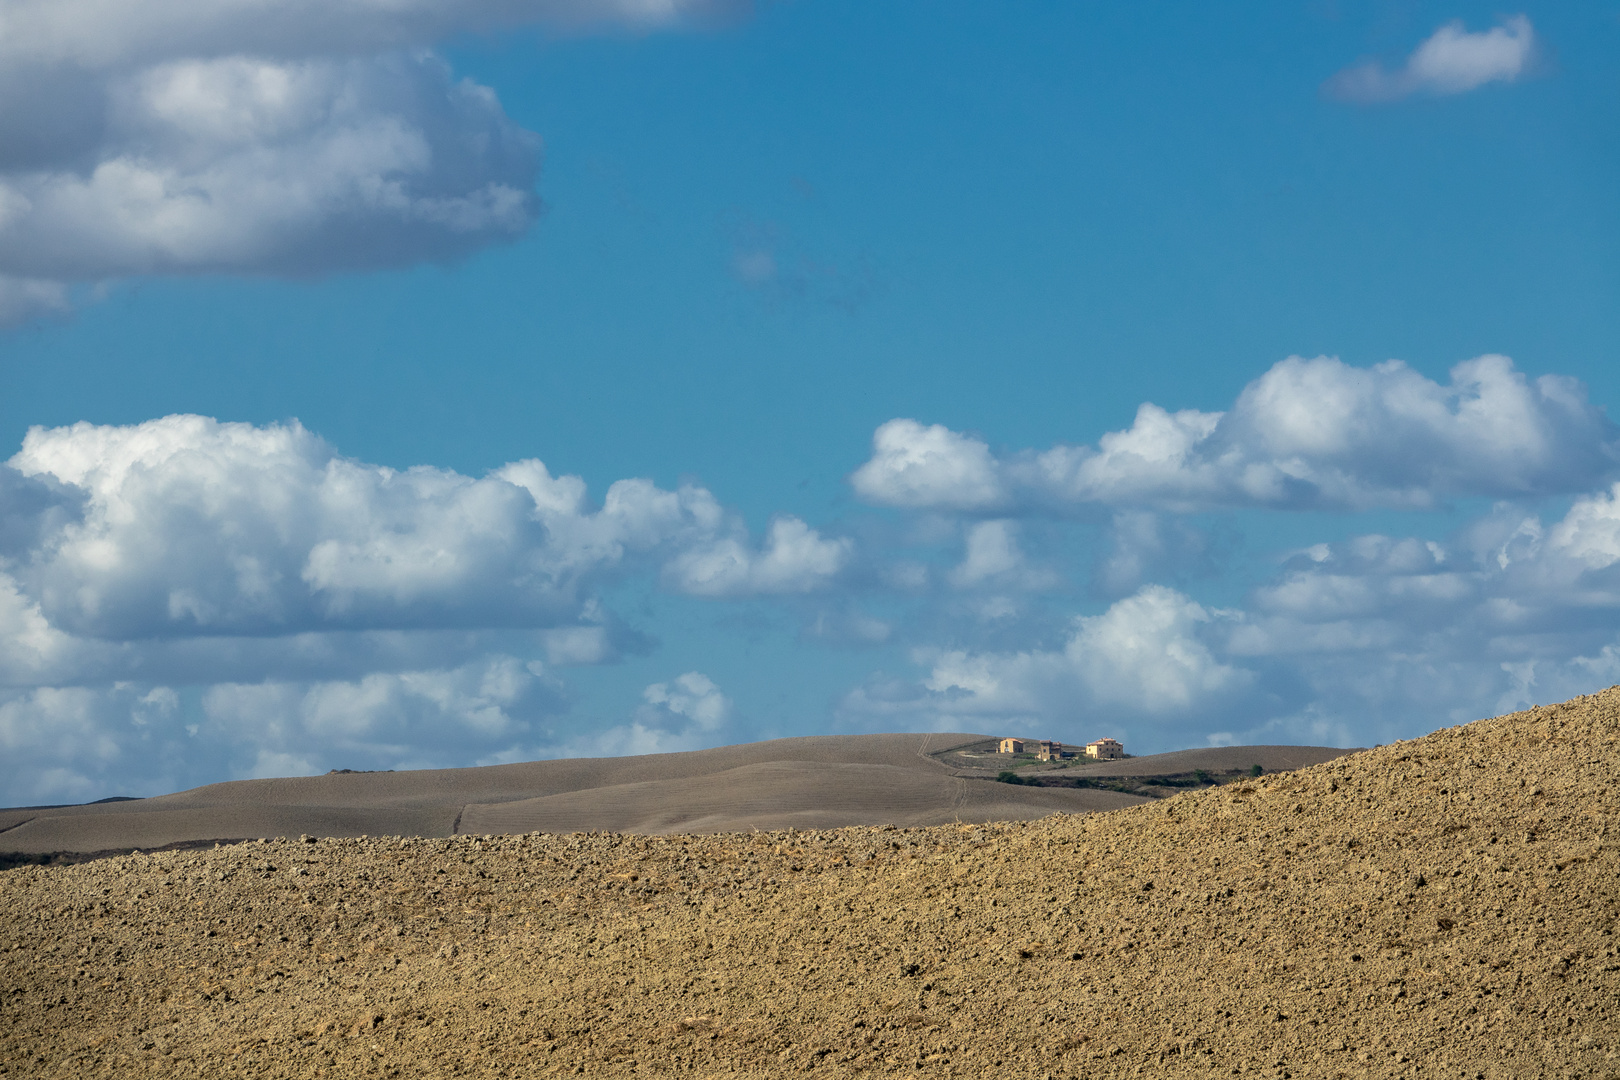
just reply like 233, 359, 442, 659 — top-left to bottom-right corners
2, 693, 1617, 1079
0, 734, 1174, 856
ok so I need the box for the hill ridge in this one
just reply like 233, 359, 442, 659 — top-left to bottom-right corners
0, 734, 1352, 856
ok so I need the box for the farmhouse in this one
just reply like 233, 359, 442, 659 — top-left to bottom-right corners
996, 738, 1072, 760
1085, 738, 1124, 760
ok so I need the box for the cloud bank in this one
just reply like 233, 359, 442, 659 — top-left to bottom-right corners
11, 354, 1620, 806
853, 356, 1617, 514
1325, 16, 1535, 103
836, 354, 1620, 752
0, 0, 739, 324
0, 415, 839, 800
842, 481, 1620, 750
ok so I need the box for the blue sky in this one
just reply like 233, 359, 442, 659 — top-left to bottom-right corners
1, 1, 1618, 803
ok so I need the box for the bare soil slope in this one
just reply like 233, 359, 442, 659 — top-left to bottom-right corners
0, 734, 1157, 855
2, 693, 1616, 1079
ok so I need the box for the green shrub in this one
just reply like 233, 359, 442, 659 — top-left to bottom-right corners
1249, 764, 1263, 777
996, 771, 1026, 785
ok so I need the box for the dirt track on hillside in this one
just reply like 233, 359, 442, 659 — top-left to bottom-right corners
2, 694, 1617, 1079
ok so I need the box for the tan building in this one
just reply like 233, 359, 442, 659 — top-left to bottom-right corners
1085, 738, 1124, 760
1034, 740, 1065, 761
998, 738, 1025, 754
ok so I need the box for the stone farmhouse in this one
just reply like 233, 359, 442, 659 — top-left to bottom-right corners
996, 736, 1126, 760
1085, 737, 1125, 760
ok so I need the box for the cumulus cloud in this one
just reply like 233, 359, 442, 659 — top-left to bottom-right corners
946, 520, 1057, 592
840, 472, 1620, 753
0, 655, 571, 803
0, 414, 852, 799
6, 414, 739, 642
0, 0, 739, 324
1325, 16, 1535, 103
641, 671, 731, 730
1, 413, 851, 650
853, 356, 1617, 514
0, 685, 135, 803
1092, 511, 1215, 598
201, 656, 567, 774
850, 419, 1006, 511
841, 585, 1250, 735
551, 671, 736, 759
1205, 489, 1620, 736
664, 516, 851, 597
0, 0, 740, 69
0, 55, 538, 285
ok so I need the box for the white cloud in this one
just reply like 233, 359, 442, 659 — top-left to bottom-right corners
1066, 586, 1248, 711
841, 584, 1250, 734
1093, 511, 1213, 598
0, 53, 538, 298
641, 671, 730, 730
1326, 16, 1535, 103
553, 671, 735, 759
0, 659, 739, 802
946, 520, 1057, 591
850, 419, 1007, 511
0, 414, 858, 800
0, 0, 738, 69
17, 357, 1620, 802
0, 0, 739, 323
664, 516, 851, 597
1548, 484, 1620, 571
0, 686, 130, 802
6, 415, 729, 641
948, 521, 1021, 587
201, 655, 563, 771
853, 356, 1617, 514
839, 471, 1620, 752
0, 655, 573, 800
0, 414, 836, 690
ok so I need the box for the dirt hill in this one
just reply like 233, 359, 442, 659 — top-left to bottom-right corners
0, 735, 1350, 857
2, 694, 1616, 1079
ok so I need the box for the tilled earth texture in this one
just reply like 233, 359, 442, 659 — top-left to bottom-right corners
3, 693, 1618, 1080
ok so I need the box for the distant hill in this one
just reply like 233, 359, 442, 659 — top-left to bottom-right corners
0, 734, 1355, 857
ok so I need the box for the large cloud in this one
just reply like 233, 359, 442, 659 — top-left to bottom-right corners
0, 655, 570, 804
0, 0, 738, 69
841, 585, 1251, 736
664, 517, 852, 597
0, 414, 845, 674
853, 356, 1618, 514
0, 54, 539, 282
0, 414, 848, 801
843, 487, 1620, 753
566, 670, 738, 757
6, 415, 729, 642
1325, 15, 1535, 103
0, 0, 738, 324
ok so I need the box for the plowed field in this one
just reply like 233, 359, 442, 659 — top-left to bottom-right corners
2, 692, 1617, 1079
